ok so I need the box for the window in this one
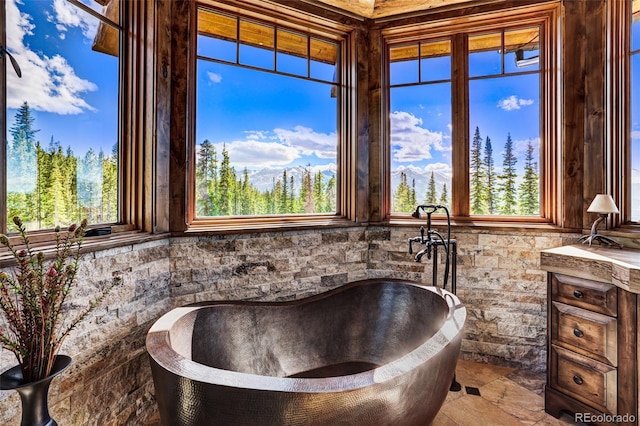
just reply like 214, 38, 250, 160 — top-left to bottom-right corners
2, 0, 121, 233
632, 0, 640, 222
385, 6, 556, 221
193, 7, 342, 220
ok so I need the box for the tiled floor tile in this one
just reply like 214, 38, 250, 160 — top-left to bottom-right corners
431, 360, 586, 426
454, 358, 514, 388
505, 368, 546, 396
479, 377, 547, 425
439, 394, 524, 425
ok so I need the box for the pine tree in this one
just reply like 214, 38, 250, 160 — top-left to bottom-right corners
277, 169, 288, 214
102, 143, 118, 222
470, 126, 486, 214
498, 133, 518, 215
78, 148, 103, 224
394, 172, 411, 212
196, 140, 217, 215
35, 142, 52, 228
300, 165, 314, 213
289, 174, 296, 213
313, 171, 325, 212
7, 101, 40, 228
326, 174, 336, 212
425, 172, 438, 204
518, 139, 540, 215
440, 183, 448, 207
484, 136, 497, 214
410, 178, 417, 210
239, 168, 251, 215
218, 144, 233, 215
63, 147, 78, 223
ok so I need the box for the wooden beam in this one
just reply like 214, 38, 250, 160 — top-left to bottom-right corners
197, 8, 338, 64
561, 0, 586, 230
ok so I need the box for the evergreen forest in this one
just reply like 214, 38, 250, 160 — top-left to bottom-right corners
392, 126, 540, 215
6, 102, 117, 231
195, 140, 337, 216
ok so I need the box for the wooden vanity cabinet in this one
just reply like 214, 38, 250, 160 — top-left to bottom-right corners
545, 272, 638, 425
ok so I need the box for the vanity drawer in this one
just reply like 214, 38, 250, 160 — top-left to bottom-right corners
551, 301, 617, 366
551, 273, 617, 316
550, 345, 617, 414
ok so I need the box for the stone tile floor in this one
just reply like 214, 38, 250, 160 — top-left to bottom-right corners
434, 359, 582, 425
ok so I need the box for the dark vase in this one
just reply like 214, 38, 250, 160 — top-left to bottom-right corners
0, 355, 72, 426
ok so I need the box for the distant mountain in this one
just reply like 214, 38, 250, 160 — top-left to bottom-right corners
247, 164, 337, 195
391, 165, 450, 201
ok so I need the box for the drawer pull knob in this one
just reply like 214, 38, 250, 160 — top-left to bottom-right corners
573, 328, 584, 338
573, 375, 584, 385
573, 290, 584, 298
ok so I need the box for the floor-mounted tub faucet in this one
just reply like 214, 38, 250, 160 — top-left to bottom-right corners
407, 204, 452, 290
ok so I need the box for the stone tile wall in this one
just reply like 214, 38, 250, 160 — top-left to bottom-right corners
365, 226, 578, 372
0, 239, 171, 426
0, 225, 578, 424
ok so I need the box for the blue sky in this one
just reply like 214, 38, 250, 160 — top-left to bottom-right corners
6, 0, 118, 157
4, 0, 640, 218
195, 59, 337, 171
389, 50, 541, 185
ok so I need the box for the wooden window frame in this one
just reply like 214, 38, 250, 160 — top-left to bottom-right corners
180, 0, 360, 234
380, 3, 561, 225
609, 0, 639, 228
1, 0, 168, 253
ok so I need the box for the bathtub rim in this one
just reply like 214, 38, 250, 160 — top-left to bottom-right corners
146, 278, 466, 393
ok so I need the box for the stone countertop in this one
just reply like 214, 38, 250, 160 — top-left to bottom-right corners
540, 244, 640, 293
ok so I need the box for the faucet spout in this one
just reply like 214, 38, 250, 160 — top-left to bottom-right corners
414, 244, 432, 262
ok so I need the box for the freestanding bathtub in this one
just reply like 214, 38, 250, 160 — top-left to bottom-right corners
146, 278, 466, 426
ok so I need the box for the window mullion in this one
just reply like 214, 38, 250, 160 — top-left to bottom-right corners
451, 33, 469, 217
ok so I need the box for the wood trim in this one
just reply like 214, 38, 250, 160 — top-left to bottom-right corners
380, 3, 559, 222
353, 26, 370, 223
561, 0, 586, 230
155, 0, 172, 233
617, 289, 638, 422
169, 0, 190, 233
180, 2, 356, 233
608, 0, 632, 226
583, 0, 607, 230
372, 0, 556, 28
452, 33, 469, 217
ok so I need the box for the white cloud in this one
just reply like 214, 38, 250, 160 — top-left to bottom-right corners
207, 72, 222, 84
214, 140, 300, 168
6, 0, 99, 114
390, 111, 450, 162
244, 130, 268, 140
497, 95, 534, 111
52, 0, 99, 40
201, 126, 338, 168
514, 137, 541, 158
425, 162, 452, 176
273, 126, 337, 159
632, 130, 640, 140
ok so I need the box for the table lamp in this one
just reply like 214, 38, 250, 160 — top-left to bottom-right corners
578, 194, 623, 248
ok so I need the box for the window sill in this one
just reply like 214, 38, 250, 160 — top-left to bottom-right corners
385, 217, 576, 233
0, 230, 169, 268
182, 216, 363, 236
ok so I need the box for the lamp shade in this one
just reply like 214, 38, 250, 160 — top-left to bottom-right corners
587, 194, 620, 214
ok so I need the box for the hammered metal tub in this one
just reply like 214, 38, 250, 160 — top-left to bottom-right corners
146, 278, 466, 426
